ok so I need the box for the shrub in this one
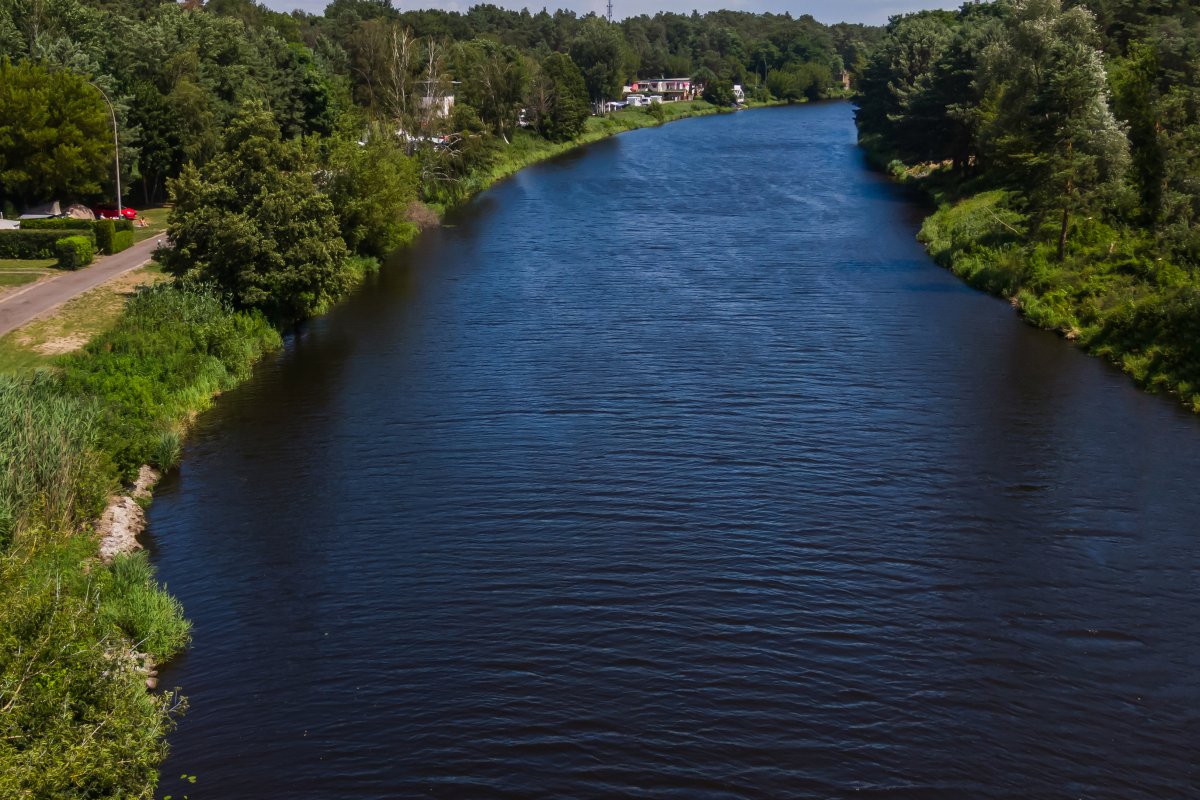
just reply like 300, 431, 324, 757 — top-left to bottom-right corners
55, 235, 94, 270
703, 79, 737, 107
0, 229, 84, 259
95, 220, 114, 253
0, 536, 185, 799
18, 218, 94, 232
113, 229, 133, 253
405, 201, 440, 231
95, 219, 134, 254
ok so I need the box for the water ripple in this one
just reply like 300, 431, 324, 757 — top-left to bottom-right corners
152, 105, 1200, 800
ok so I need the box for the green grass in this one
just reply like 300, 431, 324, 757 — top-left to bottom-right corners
0, 373, 111, 549
60, 282, 281, 476
100, 551, 191, 662
0, 272, 45, 288
917, 189, 1200, 410
132, 207, 169, 243
0, 258, 57, 270
0, 533, 184, 800
0, 280, 277, 798
0, 256, 59, 291
0, 264, 167, 376
0, 338, 51, 373
0, 374, 185, 795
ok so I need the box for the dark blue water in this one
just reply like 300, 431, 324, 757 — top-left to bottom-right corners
152, 103, 1200, 799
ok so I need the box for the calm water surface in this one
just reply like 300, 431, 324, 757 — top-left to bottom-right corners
153, 103, 1200, 799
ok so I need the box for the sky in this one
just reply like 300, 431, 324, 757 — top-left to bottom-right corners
258, 0, 960, 26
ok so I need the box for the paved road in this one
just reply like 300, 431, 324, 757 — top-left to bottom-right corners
0, 234, 165, 338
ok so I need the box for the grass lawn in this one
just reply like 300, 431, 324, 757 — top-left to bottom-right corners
0, 258, 58, 295
133, 207, 170, 242
0, 258, 58, 270
0, 272, 46, 289
0, 263, 168, 374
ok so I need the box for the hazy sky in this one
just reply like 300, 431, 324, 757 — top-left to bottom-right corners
259, 0, 959, 26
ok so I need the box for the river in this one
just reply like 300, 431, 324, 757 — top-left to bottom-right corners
151, 103, 1200, 799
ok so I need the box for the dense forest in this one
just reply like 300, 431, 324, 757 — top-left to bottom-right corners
0, 2, 877, 797
1, 0, 877, 208
857, 0, 1200, 407
1, 0, 877, 320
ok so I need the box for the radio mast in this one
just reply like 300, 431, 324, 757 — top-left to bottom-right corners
606, 0, 613, 22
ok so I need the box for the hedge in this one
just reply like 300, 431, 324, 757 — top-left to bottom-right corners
18, 218, 96, 233
95, 219, 135, 254
55, 235, 94, 270
0, 230, 86, 259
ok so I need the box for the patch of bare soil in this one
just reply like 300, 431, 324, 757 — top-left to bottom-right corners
34, 333, 90, 354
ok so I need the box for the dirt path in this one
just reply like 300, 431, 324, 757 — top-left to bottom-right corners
0, 235, 165, 337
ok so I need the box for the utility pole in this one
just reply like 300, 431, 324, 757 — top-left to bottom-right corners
88, 81, 122, 217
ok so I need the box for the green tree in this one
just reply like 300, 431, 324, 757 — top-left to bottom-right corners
570, 18, 628, 104
703, 78, 737, 106
159, 103, 351, 322
324, 132, 421, 256
0, 59, 111, 207
766, 63, 830, 102
983, 0, 1130, 259
530, 51, 589, 141
455, 39, 529, 142
900, 4, 1005, 170
856, 11, 957, 142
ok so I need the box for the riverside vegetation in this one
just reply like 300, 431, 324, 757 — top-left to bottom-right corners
856, 0, 1200, 408
0, 0, 871, 795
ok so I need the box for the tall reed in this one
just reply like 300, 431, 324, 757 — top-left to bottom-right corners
0, 374, 112, 550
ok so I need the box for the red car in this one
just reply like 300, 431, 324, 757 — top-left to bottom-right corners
93, 204, 137, 220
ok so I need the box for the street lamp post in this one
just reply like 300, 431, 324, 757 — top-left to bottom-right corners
88, 81, 121, 218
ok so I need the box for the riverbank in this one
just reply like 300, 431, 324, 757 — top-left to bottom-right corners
0, 97, 772, 797
859, 132, 1200, 413
0, 284, 280, 796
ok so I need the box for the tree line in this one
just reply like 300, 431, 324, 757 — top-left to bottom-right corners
0, 0, 880, 330
0, 0, 875, 211
858, 0, 1200, 407
857, 0, 1199, 264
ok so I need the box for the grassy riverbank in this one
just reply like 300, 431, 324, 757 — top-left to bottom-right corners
854, 1, 1200, 413
0, 285, 280, 797
861, 133, 1200, 412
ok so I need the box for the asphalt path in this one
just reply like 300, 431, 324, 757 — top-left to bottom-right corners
0, 234, 165, 338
